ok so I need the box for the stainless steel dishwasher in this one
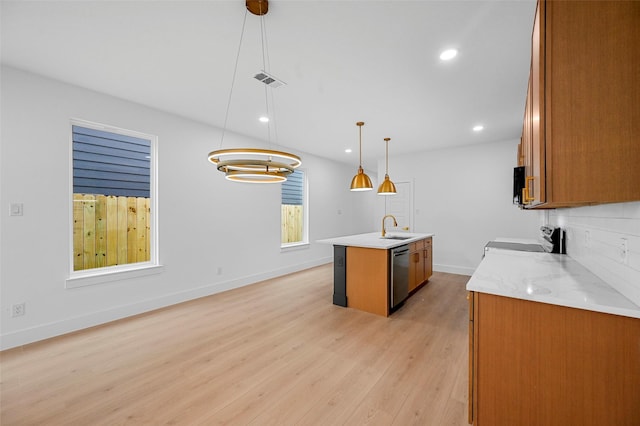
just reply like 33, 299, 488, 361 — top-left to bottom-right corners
390, 245, 410, 310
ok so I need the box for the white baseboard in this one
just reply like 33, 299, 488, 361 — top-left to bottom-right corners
434, 263, 475, 277
0, 257, 333, 351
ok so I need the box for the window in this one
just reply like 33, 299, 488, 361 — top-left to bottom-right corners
281, 170, 307, 246
69, 120, 158, 283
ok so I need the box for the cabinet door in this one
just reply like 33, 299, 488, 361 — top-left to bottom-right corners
423, 238, 433, 281
545, 0, 640, 205
346, 247, 389, 317
522, 0, 640, 208
408, 250, 419, 292
526, 0, 545, 206
408, 242, 419, 291
409, 240, 425, 291
521, 76, 531, 203
409, 239, 432, 290
474, 292, 640, 425
416, 249, 425, 287
468, 292, 476, 425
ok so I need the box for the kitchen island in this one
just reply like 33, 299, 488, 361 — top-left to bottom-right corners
318, 232, 434, 317
466, 249, 640, 425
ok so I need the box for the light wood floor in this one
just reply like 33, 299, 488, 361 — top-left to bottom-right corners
0, 264, 471, 425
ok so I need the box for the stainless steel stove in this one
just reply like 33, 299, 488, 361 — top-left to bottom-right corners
484, 226, 565, 255
484, 241, 545, 253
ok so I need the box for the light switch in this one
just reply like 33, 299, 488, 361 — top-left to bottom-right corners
10, 203, 23, 216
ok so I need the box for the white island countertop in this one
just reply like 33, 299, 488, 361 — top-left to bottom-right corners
467, 249, 640, 319
317, 232, 434, 250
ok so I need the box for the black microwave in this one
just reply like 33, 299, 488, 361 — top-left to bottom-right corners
513, 166, 525, 206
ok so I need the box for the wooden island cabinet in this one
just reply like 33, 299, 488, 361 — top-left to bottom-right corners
409, 237, 432, 293
519, 0, 640, 208
319, 232, 434, 317
347, 236, 433, 317
345, 246, 389, 317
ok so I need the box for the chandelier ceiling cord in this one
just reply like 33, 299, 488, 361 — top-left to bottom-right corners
217, 8, 248, 151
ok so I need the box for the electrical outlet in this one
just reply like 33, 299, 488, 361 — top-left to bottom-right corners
12, 303, 26, 317
10, 203, 23, 216
584, 230, 591, 247
217, 267, 222, 275
621, 238, 628, 265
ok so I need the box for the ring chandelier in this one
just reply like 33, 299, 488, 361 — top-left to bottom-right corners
208, 0, 301, 183
207, 148, 302, 183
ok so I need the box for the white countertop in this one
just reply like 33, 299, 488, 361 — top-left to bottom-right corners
317, 232, 434, 250
467, 249, 640, 319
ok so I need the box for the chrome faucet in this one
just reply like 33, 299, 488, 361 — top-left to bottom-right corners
381, 214, 397, 237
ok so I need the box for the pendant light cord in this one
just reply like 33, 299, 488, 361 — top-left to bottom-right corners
359, 127, 362, 166
218, 9, 248, 149
385, 138, 389, 176
358, 122, 364, 167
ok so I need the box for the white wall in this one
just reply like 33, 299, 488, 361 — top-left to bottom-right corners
549, 203, 640, 307
14, 65, 625, 349
378, 139, 541, 275
0, 66, 376, 349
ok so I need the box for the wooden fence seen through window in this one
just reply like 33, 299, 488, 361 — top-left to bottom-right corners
281, 205, 303, 244
73, 194, 150, 271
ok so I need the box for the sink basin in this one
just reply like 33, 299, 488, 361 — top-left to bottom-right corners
380, 235, 412, 240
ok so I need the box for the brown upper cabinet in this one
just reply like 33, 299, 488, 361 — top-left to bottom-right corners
519, 0, 640, 209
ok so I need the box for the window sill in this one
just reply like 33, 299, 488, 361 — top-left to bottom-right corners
281, 242, 310, 252
66, 264, 164, 289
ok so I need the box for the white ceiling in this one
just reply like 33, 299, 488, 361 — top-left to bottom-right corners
1, 0, 537, 167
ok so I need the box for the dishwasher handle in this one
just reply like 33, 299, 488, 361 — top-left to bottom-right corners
393, 247, 410, 256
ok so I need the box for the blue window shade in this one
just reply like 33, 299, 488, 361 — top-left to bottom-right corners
73, 126, 151, 197
281, 170, 304, 205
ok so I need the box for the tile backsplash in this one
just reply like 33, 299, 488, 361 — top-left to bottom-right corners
549, 202, 640, 307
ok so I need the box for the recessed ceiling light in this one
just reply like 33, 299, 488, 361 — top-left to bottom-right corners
439, 48, 458, 61
259, 116, 269, 123
345, 148, 352, 153
473, 125, 484, 132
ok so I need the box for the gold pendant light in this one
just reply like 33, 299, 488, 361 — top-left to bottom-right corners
377, 137, 397, 195
207, 0, 301, 183
350, 121, 373, 191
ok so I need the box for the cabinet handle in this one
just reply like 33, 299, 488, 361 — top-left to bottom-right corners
523, 176, 535, 203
